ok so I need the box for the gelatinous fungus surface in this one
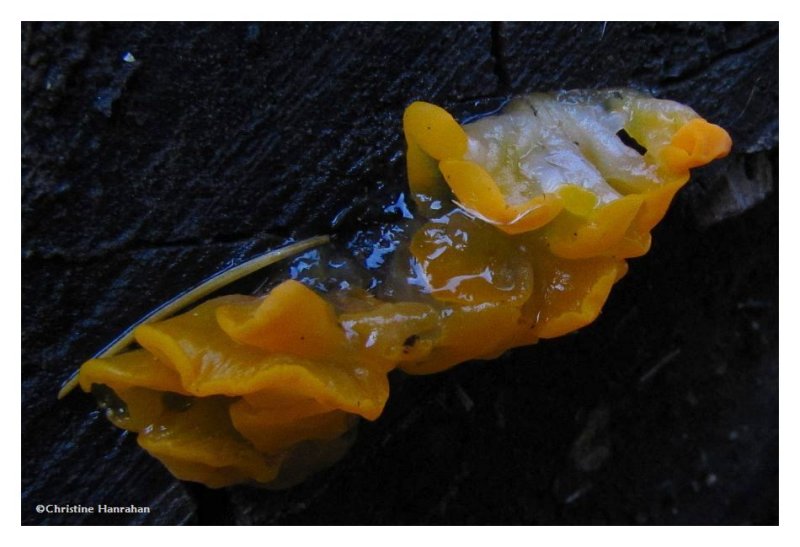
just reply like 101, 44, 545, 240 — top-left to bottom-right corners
77, 90, 731, 488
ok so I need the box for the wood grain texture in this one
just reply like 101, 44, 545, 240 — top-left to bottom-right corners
22, 22, 777, 524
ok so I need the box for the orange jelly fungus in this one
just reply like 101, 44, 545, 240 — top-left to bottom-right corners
78, 90, 731, 487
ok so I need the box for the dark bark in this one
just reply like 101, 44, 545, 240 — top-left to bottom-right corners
22, 22, 777, 524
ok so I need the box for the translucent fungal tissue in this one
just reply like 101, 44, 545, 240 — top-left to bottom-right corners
72, 89, 731, 488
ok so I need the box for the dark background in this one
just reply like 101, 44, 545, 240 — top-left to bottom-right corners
22, 22, 778, 525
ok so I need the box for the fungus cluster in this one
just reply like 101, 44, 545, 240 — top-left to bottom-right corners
77, 90, 731, 487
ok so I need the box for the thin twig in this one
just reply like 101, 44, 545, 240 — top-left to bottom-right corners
57, 235, 330, 399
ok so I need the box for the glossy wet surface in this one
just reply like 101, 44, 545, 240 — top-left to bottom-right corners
22, 22, 777, 524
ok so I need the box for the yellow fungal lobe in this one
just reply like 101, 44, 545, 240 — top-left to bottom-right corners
77, 90, 731, 488
403, 101, 468, 160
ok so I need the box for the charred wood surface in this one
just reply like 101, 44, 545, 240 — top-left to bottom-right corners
22, 22, 777, 525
